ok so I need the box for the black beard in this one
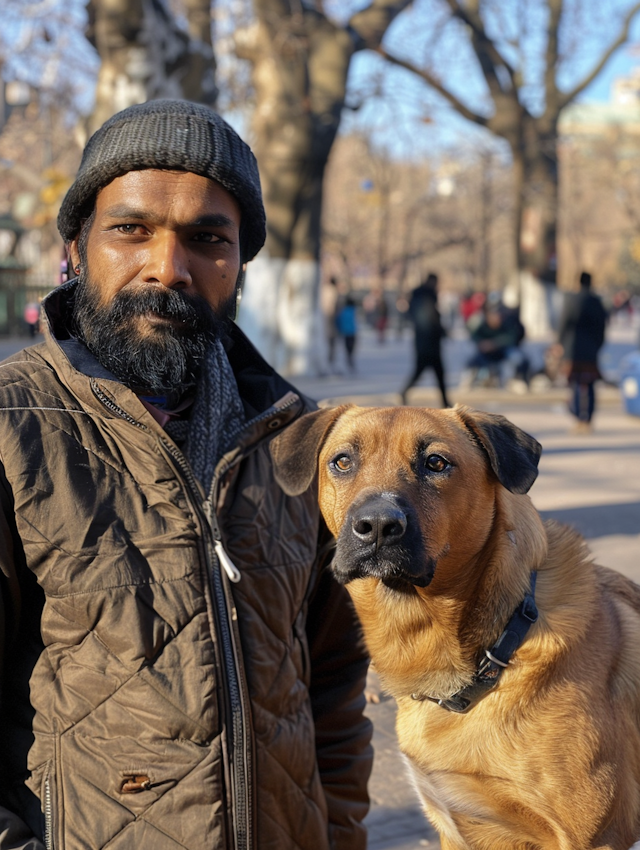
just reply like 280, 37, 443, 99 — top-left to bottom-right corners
72, 274, 233, 397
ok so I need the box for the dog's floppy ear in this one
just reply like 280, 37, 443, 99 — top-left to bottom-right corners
270, 405, 351, 495
454, 404, 541, 494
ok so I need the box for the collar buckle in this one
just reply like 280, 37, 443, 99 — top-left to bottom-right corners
418, 572, 539, 714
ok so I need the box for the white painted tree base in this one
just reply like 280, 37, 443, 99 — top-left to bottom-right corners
238, 251, 326, 377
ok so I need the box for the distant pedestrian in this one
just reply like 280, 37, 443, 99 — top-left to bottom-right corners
395, 293, 411, 338
373, 291, 389, 343
23, 301, 40, 337
557, 271, 608, 433
365, 289, 389, 344
462, 296, 529, 389
401, 273, 450, 407
460, 289, 485, 325
320, 275, 341, 372
335, 294, 358, 373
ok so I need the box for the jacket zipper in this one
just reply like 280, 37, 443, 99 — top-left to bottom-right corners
161, 442, 254, 850
199, 392, 301, 849
43, 772, 54, 850
90, 380, 253, 850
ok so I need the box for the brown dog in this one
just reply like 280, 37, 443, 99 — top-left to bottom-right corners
270, 404, 640, 850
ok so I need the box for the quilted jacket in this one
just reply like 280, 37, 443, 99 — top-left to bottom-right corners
0, 282, 372, 850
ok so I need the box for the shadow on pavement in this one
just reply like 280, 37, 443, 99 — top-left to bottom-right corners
540, 501, 640, 538
366, 804, 435, 849
542, 442, 640, 456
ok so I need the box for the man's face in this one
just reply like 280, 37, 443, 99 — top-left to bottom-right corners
69, 170, 243, 396
70, 169, 242, 314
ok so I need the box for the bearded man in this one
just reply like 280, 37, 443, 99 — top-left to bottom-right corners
0, 100, 372, 850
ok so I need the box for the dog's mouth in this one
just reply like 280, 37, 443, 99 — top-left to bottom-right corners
330, 494, 436, 589
332, 544, 436, 589
380, 575, 422, 595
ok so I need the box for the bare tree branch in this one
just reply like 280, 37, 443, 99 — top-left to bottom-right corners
347, 0, 413, 50
375, 45, 489, 126
543, 0, 562, 116
559, 1, 640, 109
444, 0, 517, 93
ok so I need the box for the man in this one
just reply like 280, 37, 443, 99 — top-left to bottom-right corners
557, 270, 608, 433
400, 273, 450, 407
462, 295, 527, 390
0, 100, 372, 850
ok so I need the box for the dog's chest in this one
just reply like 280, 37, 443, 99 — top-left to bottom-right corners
405, 756, 503, 847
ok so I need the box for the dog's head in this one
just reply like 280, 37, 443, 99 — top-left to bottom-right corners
270, 404, 541, 594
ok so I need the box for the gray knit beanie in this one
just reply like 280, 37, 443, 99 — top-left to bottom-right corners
57, 99, 266, 261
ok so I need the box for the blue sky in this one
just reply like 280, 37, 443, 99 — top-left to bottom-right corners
580, 38, 640, 102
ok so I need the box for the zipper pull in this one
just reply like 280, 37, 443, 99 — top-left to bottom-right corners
215, 539, 242, 583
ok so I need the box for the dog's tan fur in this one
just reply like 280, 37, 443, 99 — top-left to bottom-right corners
270, 404, 640, 850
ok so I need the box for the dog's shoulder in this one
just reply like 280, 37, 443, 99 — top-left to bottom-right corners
596, 563, 640, 613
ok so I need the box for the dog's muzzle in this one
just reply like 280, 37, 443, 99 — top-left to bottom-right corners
332, 494, 434, 589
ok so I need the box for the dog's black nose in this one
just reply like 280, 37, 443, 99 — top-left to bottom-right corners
351, 500, 408, 548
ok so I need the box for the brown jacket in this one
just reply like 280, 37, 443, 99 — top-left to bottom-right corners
0, 283, 372, 850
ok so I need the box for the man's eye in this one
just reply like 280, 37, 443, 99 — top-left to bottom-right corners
424, 454, 449, 473
115, 224, 141, 234
193, 232, 223, 243
330, 454, 353, 473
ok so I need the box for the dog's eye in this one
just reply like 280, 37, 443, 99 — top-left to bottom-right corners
330, 454, 353, 473
425, 454, 448, 473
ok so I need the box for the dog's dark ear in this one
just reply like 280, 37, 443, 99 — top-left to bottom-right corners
454, 404, 541, 494
270, 406, 351, 495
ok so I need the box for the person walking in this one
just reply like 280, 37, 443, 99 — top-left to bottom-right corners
320, 275, 341, 372
557, 270, 608, 433
0, 100, 372, 850
400, 273, 450, 407
335, 294, 358, 373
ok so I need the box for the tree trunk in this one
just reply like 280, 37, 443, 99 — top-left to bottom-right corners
86, 0, 216, 134
236, 0, 411, 375
518, 121, 558, 281
504, 117, 559, 338
235, 12, 353, 374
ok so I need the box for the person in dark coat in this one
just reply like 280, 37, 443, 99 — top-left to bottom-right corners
400, 273, 450, 407
464, 297, 529, 388
557, 271, 608, 432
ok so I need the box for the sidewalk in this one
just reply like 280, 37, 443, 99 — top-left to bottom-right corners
293, 327, 640, 850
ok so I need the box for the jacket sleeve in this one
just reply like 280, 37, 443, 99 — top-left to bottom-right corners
0, 816, 45, 850
0, 470, 46, 850
305, 527, 373, 850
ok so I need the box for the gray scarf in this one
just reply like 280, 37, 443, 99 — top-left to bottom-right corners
166, 338, 246, 497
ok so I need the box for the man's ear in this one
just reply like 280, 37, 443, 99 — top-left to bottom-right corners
69, 239, 81, 271
454, 404, 541, 495
270, 405, 351, 495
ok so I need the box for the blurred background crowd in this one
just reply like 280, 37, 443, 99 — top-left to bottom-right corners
2, 0, 640, 399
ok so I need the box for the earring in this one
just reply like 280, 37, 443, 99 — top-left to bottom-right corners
74, 265, 81, 275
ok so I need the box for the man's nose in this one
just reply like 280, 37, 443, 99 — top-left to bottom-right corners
142, 233, 192, 290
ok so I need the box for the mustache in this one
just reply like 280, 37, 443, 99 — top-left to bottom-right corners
71, 276, 228, 395
104, 285, 214, 329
